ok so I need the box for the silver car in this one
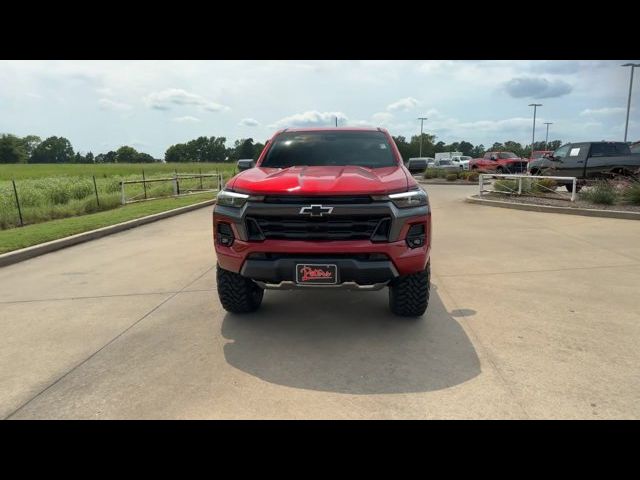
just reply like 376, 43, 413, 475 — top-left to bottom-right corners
433, 159, 461, 173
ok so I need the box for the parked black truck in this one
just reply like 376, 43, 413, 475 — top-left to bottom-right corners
528, 141, 640, 191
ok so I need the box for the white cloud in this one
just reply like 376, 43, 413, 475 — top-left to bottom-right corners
144, 88, 230, 112
271, 111, 348, 128
387, 97, 419, 112
580, 107, 626, 116
172, 116, 201, 123
372, 112, 394, 124
239, 118, 260, 127
98, 98, 132, 111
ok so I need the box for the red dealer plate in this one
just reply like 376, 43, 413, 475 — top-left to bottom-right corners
296, 264, 338, 285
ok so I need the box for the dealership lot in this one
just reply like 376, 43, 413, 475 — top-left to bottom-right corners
1, 184, 639, 419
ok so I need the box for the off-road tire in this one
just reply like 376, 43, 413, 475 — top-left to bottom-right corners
216, 265, 264, 313
388, 263, 430, 317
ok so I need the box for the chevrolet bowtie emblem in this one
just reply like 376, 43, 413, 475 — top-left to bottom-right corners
299, 205, 334, 217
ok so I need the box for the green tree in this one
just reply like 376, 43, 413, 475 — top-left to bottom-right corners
408, 133, 436, 158
457, 141, 474, 156
547, 140, 562, 151
503, 141, 524, 157
392, 135, 410, 161
136, 152, 156, 163
85, 152, 95, 164
21, 135, 42, 158
236, 138, 256, 160
165, 143, 190, 162
0, 134, 28, 163
471, 144, 485, 158
95, 151, 117, 163
253, 142, 265, 161
29, 136, 74, 163
115, 146, 139, 163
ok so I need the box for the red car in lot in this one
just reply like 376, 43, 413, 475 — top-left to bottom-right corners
213, 127, 431, 317
469, 151, 529, 173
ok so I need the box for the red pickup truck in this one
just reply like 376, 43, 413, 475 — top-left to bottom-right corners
213, 127, 432, 317
469, 151, 529, 173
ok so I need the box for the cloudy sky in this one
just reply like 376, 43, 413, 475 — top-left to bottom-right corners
0, 60, 638, 157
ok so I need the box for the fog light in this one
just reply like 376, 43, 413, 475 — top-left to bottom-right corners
216, 222, 235, 247
406, 224, 425, 249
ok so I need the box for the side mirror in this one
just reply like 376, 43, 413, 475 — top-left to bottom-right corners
237, 159, 254, 171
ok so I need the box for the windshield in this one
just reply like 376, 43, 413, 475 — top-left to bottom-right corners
261, 131, 397, 168
498, 152, 519, 159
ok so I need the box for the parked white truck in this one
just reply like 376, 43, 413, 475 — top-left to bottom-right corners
435, 151, 471, 170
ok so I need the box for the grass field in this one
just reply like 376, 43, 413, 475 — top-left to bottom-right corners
0, 162, 237, 181
0, 192, 216, 254
0, 163, 234, 230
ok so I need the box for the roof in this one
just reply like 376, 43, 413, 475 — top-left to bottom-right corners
274, 126, 387, 134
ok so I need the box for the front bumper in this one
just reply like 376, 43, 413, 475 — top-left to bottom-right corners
241, 255, 399, 286
213, 199, 431, 278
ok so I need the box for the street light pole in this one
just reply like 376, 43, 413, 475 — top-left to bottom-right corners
622, 63, 640, 142
544, 122, 553, 150
418, 117, 428, 157
528, 103, 542, 158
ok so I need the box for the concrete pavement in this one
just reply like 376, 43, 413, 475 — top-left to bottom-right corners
1, 185, 639, 419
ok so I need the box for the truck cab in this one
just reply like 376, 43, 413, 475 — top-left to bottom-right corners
470, 151, 528, 173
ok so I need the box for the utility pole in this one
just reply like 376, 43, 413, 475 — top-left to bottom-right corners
335, 116, 338, 127
528, 103, 542, 158
621, 63, 640, 142
544, 122, 553, 150
417, 117, 428, 157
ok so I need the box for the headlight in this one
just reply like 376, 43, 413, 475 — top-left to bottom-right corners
371, 189, 429, 208
216, 190, 250, 208
387, 189, 428, 208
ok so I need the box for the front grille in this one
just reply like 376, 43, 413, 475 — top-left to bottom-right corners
246, 214, 391, 241
263, 195, 372, 205
504, 162, 527, 173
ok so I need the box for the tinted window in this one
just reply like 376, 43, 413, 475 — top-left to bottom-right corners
631, 143, 640, 154
590, 143, 631, 156
498, 152, 518, 159
591, 143, 615, 156
438, 160, 452, 165
261, 131, 396, 168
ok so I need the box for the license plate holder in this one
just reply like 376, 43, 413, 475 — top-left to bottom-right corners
295, 264, 338, 285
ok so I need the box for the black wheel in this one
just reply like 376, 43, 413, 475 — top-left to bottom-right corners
388, 263, 430, 317
216, 264, 264, 313
565, 183, 582, 193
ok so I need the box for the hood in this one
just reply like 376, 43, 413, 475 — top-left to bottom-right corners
227, 165, 412, 196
